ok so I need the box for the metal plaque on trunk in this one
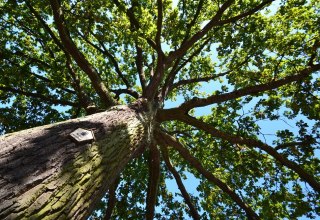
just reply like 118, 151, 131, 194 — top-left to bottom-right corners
70, 128, 94, 143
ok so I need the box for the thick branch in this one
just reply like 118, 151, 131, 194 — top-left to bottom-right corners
144, 0, 166, 100
155, 130, 260, 219
166, 0, 234, 64
155, 0, 163, 48
0, 85, 79, 107
50, 0, 116, 108
103, 177, 120, 220
176, 115, 320, 192
165, 64, 320, 112
217, 0, 274, 25
110, 89, 139, 100
135, 44, 147, 92
160, 147, 200, 220
65, 56, 97, 114
144, 54, 165, 100
146, 144, 160, 220
160, 57, 182, 101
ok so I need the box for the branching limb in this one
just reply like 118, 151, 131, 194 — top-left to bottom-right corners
26, 1, 65, 51
4, 56, 76, 95
159, 64, 320, 114
103, 177, 120, 220
181, 0, 204, 44
274, 140, 314, 151
144, 52, 165, 100
155, 0, 163, 48
167, 55, 252, 95
160, 146, 200, 220
171, 72, 228, 90
65, 57, 98, 114
112, 0, 140, 30
112, 0, 160, 98
50, 0, 116, 108
217, 0, 274, 25
112, 0, 158, 51
160, 57, 182, 101
12, 8, 95, 112
110, 89, 139, 100
172, 36, 212, 74
112, 0, 166, 100
144, 0, 165, 100
166, 0, 234, 64
26, 1, 98, 112
78, 30, 131, 89
167, 0, 274, 65
308, 39, 319, 66
174, 115, 320, 192
161, 37, 212, 101
13, 50, 51, 68
0, 85, 79, 107
135, 44, 147, 92
106, 1, 148, 93
146, 144, 161, 220
155, 130, 260, 220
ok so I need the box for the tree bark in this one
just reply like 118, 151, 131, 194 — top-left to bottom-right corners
0, 104, 152, 220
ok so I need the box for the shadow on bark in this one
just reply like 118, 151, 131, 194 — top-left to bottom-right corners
0, 107, 147, 219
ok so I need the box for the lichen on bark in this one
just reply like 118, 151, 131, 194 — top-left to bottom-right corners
0, 104, 152, 220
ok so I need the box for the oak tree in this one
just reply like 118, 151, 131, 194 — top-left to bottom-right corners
0, 0, 319, 219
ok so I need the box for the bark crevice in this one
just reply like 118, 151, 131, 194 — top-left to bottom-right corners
0, 104, 152, 220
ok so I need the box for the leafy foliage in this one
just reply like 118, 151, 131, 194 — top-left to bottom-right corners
1, 0, 319, 219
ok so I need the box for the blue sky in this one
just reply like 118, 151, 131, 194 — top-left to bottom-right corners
1, 0, 318, 219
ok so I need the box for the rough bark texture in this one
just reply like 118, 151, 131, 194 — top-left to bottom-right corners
0, 105, 151, 220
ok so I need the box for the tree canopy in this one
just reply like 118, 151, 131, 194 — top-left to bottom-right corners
1, 0, 319, 219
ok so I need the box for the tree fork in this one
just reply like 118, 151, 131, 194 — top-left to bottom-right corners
0, 104, 153, 220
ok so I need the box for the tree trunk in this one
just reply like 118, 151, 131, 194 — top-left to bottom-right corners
0, 104, 152, 220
